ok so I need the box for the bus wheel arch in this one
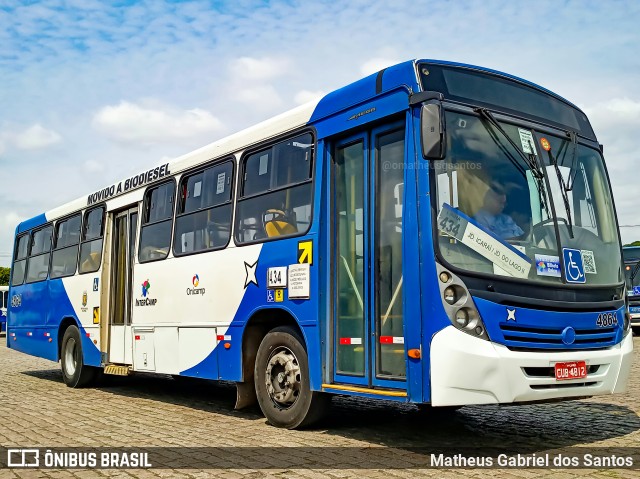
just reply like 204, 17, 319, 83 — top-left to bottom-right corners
58, 320, 99, 388
57, 317, 79, 361
235, 308, 304, 410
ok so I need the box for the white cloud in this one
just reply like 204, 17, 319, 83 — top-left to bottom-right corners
294, 90, 325, 105
229, 56, 290, 81
83, 159, 104, 173
584, 98, 640, 130
13, 124, 62, 150
92, 101, 224, 144
234, 85, 283, 111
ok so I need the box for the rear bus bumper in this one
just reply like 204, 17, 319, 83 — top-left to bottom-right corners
430, 325, 633, 406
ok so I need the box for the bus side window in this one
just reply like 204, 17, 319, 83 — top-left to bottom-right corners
11, 234, 30, 286
235, 132, 314, 244
139, 181, 174, 263
25, 224, 53, 283
174, 160, 234, 255
79, 206, 105, 274
51, 214, 81, 278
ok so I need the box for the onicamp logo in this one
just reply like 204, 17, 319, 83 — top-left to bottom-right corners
136, 280, 157, 306
187, 273, 206, 297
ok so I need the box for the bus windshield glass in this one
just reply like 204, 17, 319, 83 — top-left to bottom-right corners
623, 247, 640, 293
434, 109, 621, 285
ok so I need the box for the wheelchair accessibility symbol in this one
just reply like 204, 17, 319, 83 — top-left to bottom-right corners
563, 248, 586, 284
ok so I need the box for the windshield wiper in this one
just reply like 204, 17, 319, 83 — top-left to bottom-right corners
474, 108, 549, 216
545, 139, 575, 238
559, 131, 579, 191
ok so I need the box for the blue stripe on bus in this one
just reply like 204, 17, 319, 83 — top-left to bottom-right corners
7, 278, 101, 366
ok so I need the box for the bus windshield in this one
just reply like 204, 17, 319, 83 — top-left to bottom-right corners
623, 247, 640, 294
435, 109, 621, 285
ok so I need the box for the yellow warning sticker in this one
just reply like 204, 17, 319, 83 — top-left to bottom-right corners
275, 289, 284, 302
93, 307, 100, 324
298, 240, 313, 264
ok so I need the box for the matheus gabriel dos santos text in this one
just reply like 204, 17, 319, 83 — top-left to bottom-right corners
431, 453, 634, 468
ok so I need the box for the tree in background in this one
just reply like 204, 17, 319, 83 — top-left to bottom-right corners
624, 241, 640, 247
0, 267, 9, 286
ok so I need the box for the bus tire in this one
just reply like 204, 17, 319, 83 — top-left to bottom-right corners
60, 325, 97, 388
633, 327, 640, 336
254, 326, 328, 429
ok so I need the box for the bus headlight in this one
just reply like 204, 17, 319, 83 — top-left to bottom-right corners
443, 285, 466, 305
436, 264, 489, 341
454, 308, 469, 327
444, 286, 457, 304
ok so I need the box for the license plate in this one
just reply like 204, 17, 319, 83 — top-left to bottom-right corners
554, 361, 587, 381
630, 306, 640, 313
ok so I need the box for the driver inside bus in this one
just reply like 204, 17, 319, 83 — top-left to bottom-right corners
474, 182, 524, 239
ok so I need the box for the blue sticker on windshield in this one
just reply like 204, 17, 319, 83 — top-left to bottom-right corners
563, 248, 586, 284
535, 254, 561, 277
633, 286, 640, 296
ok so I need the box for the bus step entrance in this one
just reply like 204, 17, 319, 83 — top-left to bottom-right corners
103, 364, 132, 376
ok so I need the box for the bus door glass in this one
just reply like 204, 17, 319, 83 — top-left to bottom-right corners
109, 207, 138, 364
331, 123, 406, 388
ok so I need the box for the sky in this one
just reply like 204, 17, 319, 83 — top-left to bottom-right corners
1, 0, 640, 267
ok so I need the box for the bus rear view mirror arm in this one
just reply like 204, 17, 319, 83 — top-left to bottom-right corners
421, 102, 446, 160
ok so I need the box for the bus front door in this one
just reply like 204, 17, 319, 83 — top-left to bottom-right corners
331, 123, 407, 391
108, 207, 138, 365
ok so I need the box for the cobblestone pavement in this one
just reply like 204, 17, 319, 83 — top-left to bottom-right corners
0, 335, 639, 479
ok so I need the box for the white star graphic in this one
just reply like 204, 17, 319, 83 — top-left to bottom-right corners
506, 308, 516, 321
244, 260, 258, 288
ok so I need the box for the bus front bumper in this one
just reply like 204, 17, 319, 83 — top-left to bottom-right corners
430, 325, 633, 406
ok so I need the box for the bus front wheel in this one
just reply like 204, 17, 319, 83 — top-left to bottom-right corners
60, 325, 98, 388
254, 326, 328, 429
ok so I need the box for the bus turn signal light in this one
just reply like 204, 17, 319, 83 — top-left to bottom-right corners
408, 348, 421, 359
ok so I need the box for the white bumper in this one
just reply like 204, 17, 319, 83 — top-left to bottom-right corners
430, 325, 633, 406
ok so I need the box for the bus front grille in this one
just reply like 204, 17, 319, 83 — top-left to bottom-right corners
498, 323, 618, 351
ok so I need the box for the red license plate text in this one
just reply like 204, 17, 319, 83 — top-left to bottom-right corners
554, 361, 587, 381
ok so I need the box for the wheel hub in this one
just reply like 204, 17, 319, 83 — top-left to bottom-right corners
64, 337, 77, 377
265, 347, 301, 408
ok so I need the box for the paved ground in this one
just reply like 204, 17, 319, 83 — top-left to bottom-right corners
0, 334, 639, 478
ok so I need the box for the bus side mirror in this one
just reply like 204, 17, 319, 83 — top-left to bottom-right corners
421, 103, 446, 159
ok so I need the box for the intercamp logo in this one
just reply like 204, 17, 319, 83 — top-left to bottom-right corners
7, 448, 39, 467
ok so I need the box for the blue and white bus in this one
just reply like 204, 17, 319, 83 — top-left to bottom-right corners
7, 59, 633, 428
623, 245, 640, 334
0, 285, 7, 333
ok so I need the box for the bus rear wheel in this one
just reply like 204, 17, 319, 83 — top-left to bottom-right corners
61, 325, 98, 388
254, 326, 328, 429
